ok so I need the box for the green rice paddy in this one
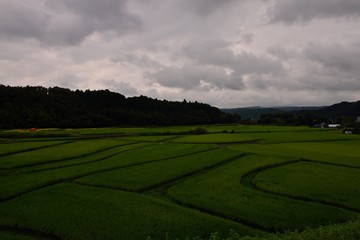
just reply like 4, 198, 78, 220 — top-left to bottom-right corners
0, 125, 359, 239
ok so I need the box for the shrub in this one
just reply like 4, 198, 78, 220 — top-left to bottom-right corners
189, 127, 208, 135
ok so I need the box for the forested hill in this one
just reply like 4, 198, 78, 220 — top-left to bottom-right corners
0, 85, 239, 129
313, 101, 360, 119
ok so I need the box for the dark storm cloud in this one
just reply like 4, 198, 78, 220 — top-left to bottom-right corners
267, 0, 360, 23
0, 0, 142, 45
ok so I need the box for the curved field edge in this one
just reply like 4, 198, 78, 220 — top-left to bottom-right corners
228, 140, 360, 167
0, 143, 215, 201
1, 126, 359, 239
74, 149, 246, 192
0, 139, 136, 169
21, 142, 215, 173
20, 142, 142, 173
167, 155, 356, 232
249, 161, 360, 211
0, 183, 263, 240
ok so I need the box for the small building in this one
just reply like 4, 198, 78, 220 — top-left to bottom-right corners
328, 124, 341, 128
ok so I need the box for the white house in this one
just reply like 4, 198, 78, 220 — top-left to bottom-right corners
328, 124, 341, 128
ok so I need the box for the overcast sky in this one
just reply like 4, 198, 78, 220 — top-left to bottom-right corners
1, 0, 360, 107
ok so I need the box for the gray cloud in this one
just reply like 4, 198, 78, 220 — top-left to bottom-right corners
52, 74, 81, 89
103, 79, 138, 96
286, 42, 360, 92
146, 64, 244, 91
240, 33, 255, 44
111, 54, 162, 68
146, 38, 285, 92
0, 0, 142, 45
267, 47, 300, 60
304, 42, 360, 73
182, 39, 284, 75
267, 0, 360, 23
190, 0, 238, 16
1, 0, 360, 107
264, 42, 360, 92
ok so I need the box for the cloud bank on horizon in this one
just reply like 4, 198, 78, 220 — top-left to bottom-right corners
0, 0, 359, 107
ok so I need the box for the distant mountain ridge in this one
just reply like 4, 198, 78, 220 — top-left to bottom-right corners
222, 101, 360, 120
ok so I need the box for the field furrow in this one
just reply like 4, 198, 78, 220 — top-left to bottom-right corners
0, 143, 214, 201
168, 154, 356, 232
22, 142, 143, 173
0, 139, 132, 169
0, 126, 359, 239
75, 149, 245, 192
0, 140, 73, 157
0, 183, 262, 240
251, 160, 360, 211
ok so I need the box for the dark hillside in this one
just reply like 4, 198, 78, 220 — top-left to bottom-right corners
313, 101, 360, 119
0, 85, 239, 129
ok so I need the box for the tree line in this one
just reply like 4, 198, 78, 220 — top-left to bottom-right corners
257, 112, 360, 128
0, 85, 240, 129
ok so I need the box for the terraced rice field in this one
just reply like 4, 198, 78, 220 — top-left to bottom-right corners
0, 125, 359, 239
